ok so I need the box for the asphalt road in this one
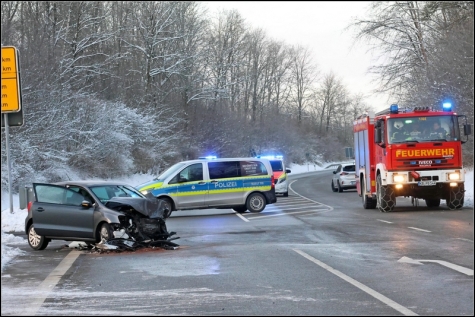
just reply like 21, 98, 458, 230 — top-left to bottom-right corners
2, 170, 473, 316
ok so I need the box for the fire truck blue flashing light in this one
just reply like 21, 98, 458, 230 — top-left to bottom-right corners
442, 102, 452, 112
390, 104, 399, 114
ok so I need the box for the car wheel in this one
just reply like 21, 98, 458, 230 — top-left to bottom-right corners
337, 181, 343, 192
331, 180, 337, 192
28, 223, 49, 250
158, 198, 173, 218
99, 223, 113, 242
282, 191, 289, 197
246, 193, 266, 213
233, 206, 247, 213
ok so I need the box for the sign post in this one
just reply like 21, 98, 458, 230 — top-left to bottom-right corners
2, 46, 23, 213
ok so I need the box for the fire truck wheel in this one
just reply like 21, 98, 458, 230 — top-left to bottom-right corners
361, 178, 377, 209
337, 181, 343, 192
446, 185, 464, 210
376, 174, 395, 212
331, 180, 338, 192
425, 199, 440, 208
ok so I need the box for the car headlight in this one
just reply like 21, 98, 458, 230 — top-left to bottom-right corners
140, 189, 150, 195
278, 176, 287, 184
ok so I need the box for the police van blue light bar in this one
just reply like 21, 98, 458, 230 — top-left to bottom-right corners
442, 102, 452, 112
198, 155, 217, 160
256, 155, 283, 160
390, 104, 399, 114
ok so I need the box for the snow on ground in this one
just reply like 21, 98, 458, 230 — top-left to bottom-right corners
2, 163, 473, 272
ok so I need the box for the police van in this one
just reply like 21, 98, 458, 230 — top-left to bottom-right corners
136, 157, 277, 218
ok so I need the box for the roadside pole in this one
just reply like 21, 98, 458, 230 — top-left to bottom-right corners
4, 114, 14, 213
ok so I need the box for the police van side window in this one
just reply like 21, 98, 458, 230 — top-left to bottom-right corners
209, 161, 241, 179
241, 161, 267, 176
169, 163, 203, 184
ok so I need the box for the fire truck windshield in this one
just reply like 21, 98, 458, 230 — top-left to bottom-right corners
388, 115, 460, 144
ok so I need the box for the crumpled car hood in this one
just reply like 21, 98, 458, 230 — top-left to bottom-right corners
105, 197, 168, 219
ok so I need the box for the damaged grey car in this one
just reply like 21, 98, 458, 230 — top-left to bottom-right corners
24, 181, 178, 251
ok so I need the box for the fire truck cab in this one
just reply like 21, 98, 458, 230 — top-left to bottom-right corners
354, 102, 471, 212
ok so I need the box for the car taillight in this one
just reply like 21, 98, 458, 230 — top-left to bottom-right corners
340, 172, 349, 176
271, 175, 275, 188
27, 201, 33, 212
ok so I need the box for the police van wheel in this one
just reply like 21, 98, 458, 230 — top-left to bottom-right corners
233, 206, 247, 213
246, 193, 266, 213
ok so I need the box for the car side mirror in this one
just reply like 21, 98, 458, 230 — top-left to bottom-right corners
81, 201, 92, 208
333, 171, 337, 174
286, 169, 291, 174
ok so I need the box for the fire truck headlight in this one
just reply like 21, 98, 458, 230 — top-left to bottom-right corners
448, 172, 460, 181
393, 174, 406, 183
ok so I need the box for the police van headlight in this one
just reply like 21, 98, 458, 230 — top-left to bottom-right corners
393, 174, 406, 183
448, 172, 460, 181
140, 189, 150, 195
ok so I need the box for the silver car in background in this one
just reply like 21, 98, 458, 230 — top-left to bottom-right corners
331, 163, 356, 192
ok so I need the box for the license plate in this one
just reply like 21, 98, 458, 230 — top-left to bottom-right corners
418, 181, 436, 186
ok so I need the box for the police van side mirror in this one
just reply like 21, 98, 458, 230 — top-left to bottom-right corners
286, 169, 291, 174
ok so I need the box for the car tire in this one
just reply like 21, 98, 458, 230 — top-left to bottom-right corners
282, 191, 289, 197
246, 193, 266, 213
28, 223, 49, 250
337, 181, 343, 192
99, 223, 113, 242
331, 180, 337, 192
158, 197, 173, 218
233, 206, 247, 213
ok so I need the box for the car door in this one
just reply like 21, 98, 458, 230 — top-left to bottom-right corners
168, 163, 208, 209
333, 164, 342, 186
32, 183, 95, 239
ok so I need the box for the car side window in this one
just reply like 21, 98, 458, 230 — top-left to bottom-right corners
336, 165, 342, 173
34, 184, 82, 205
209, 161, 241, 179
169, 163, 203, 184
240, 161, 268, 176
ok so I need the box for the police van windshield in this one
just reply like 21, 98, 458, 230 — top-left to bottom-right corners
154, 162, 187, 181
388, 115, 459, 144
270, 160, 283, 172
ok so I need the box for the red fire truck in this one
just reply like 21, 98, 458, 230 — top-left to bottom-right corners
353, 102, 471, 212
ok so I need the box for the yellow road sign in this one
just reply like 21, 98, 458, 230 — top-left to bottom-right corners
2, 46, 21, 113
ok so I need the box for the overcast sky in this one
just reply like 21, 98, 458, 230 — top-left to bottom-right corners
203, 1, 392, 112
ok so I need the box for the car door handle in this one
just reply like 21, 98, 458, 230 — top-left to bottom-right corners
198, 181, 206, 185
210, 180, 218, 184
36, 207, 44, 212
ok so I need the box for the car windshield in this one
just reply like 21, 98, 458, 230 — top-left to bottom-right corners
343, 165, 355, 172
270, 160, 283, 171
89, 185, 146, 203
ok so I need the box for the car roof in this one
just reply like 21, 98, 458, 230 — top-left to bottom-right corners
52, 180, 133, 187
192, 157, 272, 164
340, 162, 355, 167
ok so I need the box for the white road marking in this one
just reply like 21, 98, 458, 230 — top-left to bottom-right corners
294, 249, 418, 316
234, 212, 250, 222
398, 256, 473, 276
454, 238, 473, 243
20, 250, 82, 316
377, 219, 393, 224
408, 227, 431, 232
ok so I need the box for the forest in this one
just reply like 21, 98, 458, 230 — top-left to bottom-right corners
1, 1, 473, 191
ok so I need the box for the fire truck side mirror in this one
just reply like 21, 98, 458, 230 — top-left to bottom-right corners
464, 124, 471, 136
